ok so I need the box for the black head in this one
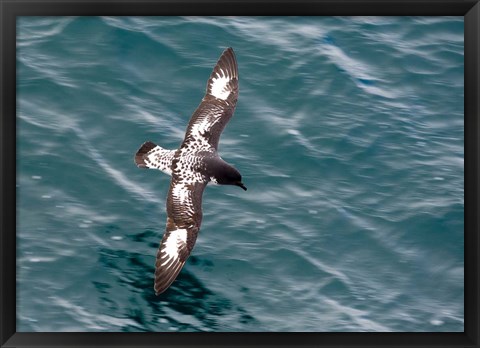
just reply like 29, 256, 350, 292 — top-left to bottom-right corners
208, 158, 247, 191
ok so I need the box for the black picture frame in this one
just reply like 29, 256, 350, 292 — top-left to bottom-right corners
1, 1, 478, 347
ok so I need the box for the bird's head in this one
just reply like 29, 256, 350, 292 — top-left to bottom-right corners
209, 159, 247, 191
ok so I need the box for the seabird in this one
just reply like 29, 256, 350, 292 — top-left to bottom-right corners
134, 47, 246, 295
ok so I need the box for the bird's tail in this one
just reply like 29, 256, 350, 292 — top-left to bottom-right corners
134, 141, 175, 176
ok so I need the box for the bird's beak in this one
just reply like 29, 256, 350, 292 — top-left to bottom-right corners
236, 182, 247, 191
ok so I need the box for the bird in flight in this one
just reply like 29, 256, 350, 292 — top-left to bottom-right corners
134, 48, 246, 295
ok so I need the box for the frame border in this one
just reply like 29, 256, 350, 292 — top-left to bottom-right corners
1, 1, 479, 347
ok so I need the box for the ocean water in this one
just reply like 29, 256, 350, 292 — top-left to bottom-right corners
16, 16, 464, 332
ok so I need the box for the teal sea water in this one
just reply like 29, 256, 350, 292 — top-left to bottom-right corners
16, 16, 464, 332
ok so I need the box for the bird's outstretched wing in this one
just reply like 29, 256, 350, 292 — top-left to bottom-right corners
181, 47, 239, 151
154, 178, 206, 295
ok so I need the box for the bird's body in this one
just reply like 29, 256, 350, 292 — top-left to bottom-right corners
134, 48, 246, 295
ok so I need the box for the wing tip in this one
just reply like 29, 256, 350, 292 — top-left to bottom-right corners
154, 260, 185, 295
218, 47, 237, 76
153, 228, 190, 295
224, 47, 235, 58
206, 47, 238, 101
154, 283, 167, 295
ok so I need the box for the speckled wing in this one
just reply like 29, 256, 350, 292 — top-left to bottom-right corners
154, 178, 207, 295
181, 47, 239, 151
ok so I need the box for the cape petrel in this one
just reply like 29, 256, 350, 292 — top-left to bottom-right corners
134, 47, 246, 295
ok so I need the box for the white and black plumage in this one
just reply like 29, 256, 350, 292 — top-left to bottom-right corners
134, 48, 246, 295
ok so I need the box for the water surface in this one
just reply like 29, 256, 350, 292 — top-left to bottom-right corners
17, 16, 464, 332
